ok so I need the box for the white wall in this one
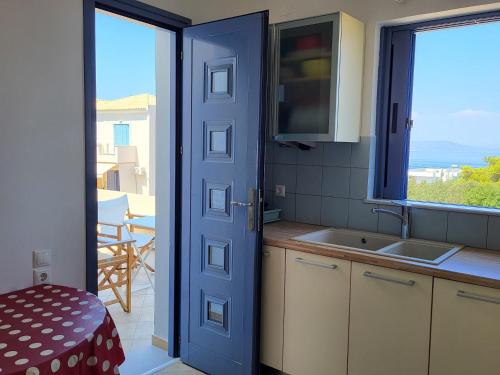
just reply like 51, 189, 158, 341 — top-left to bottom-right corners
153, 28, 176, 342
0, 0, 86, 293
0, 0, 193, 294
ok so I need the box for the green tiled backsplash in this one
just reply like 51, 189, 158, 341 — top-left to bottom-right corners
264, 137, 500, 251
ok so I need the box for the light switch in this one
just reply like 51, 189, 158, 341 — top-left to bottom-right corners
33, 249, 51, 268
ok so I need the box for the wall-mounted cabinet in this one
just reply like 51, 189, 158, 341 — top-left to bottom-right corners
269, 12, 364, 142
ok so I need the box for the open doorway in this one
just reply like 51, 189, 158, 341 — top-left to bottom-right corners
85, 2, 268, 374
92, 8, 178, 372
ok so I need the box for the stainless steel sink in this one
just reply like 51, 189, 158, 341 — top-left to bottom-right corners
378, 240, 462, 265
293, 229, 400, 252
292, 229, 463, 265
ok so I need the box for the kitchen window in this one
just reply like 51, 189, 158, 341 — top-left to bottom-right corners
375, 11, 500, 210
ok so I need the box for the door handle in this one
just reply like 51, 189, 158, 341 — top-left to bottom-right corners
457, 290, 500, 305
363, 271, 415, 286
230, 201, 253, 207
295, 257, 337, 270
230, 188, 256, 231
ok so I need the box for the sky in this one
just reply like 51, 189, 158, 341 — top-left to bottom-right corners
411, 21, 500, 150
95, 11, 156, 100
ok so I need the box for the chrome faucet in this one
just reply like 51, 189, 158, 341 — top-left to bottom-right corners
372, 204, 411, 240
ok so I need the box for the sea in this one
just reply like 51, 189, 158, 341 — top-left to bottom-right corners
408, 141, 500, 170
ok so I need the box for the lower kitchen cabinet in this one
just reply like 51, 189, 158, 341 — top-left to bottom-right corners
260, 246, 286, 370
283, 249, 351, 375
348, 263, 433, 375
429, 278, 500, 375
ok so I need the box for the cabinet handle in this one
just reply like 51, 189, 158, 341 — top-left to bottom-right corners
263, 250, 271, 256
295, 257, 337, 270
457, 290, 500, 305
363, 271, 415, 286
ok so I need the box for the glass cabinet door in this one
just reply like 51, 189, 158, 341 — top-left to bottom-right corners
274, 14, 339, 141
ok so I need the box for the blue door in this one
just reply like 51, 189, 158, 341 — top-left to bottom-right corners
113, 123, 130, 146
181, 12, 268, 375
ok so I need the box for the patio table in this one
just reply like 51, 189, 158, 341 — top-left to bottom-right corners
124, 215, 155, 231
0, 284, 125, 374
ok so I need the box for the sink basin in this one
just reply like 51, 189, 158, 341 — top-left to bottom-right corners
293, 229, 400, 252
292, 228, 463, 265
378, 240, 463, 265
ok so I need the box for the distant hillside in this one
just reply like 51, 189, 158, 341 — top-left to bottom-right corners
409, 141, 500, 169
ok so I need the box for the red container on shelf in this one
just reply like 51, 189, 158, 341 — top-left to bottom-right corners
296, 35, 322, 50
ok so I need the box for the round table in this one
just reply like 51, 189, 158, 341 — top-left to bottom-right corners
0, 284, 125, 374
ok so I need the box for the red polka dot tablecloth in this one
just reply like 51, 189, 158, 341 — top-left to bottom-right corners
0, 284, 125, 375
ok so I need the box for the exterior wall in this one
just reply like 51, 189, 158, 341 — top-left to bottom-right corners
97, 107, 156, 195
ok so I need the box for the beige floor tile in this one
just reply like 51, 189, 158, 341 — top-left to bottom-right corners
99, 251, 158, 356
132, 293, 146, 308
138, 307, 155, 323
112, 309, 142, 324
141, 306, 155, 317
131, 338, 153, 350
134, 321, 154, 339
143, 294, 155, 307
119, 339, 134, 353
155, 361, 205, 374
116, 322, 138, 340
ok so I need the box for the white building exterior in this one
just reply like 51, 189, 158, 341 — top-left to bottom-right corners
96, 93, 156, 196
408, 167, 461, 184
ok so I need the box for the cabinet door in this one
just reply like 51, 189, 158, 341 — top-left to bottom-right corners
430, 278, 500, 375
274, 14, 339, 141
283, 249, 350, 375
260, 246, 285, 370
349, 263, 432, 375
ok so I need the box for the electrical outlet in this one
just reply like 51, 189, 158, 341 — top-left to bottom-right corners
33, 268, 51, 285
275, 184, 286, 197
33, 249, 51, 268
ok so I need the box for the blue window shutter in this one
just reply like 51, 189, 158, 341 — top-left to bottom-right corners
376, 29, 415, 200
113, 124, 130, 146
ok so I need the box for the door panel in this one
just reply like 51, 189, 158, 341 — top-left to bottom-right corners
260, 246, 285, 370
181, 12, 268, 375
430, 278, 500, 375
283, 250, 350, 375
349, 263, 432, 375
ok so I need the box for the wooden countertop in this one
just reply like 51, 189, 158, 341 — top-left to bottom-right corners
264, 221, 500, 289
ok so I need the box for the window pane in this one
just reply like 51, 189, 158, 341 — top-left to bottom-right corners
211, 70, 228, 93
208, 245, 225, 268
210, 131, 227, 152
408, 23, 500, 209
209, 189, 226, 210
207, 301, 224, 325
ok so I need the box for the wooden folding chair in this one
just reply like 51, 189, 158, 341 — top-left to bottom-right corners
98, 195, 155, 290
97, 239, 134, 312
